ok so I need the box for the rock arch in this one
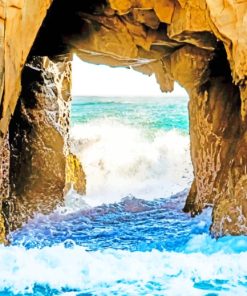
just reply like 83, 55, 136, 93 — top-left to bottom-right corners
0, 0, 247, 240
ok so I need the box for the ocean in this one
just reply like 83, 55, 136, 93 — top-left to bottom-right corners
2, 96, 247, 295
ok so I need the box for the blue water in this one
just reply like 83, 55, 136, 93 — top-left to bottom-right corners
71, 96, 189, 132
11, 191, 210, 252
2, 96, 247, 295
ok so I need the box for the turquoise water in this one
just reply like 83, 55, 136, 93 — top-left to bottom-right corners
71, 96, 189, 132
3, 96, 247, 295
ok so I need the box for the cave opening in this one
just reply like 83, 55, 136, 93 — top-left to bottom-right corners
69, 55, 191, 207
3, 0, 245, 240
8, 52, 196, 251
2, 1, 247, 294
5, 0, 193, 232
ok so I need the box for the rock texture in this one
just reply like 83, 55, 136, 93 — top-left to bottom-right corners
0, 132, 8, 241
0, 0, 247, 239
65, 153, 87, 195
0, 0, 52, 138
6, 55, 86, 231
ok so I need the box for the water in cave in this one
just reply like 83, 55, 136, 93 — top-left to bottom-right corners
2, 58, 247, 296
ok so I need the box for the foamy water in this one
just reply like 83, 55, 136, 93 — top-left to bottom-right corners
4, 96, 247, 295
1, 243, 247, 295
70, 118, 192, 207
7, 193, 247, 295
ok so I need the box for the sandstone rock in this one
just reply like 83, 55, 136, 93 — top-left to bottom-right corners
1, 0, 52, 136
6, 55, 86, 231
132, 9, 160, 29
108, 0, 175, 23
0, 0, 247, 239
154, 0, 175, 24
168, 0, 216, 50
0, 132, 9, 200
0, 133, 9, 242
108, 0, 152, 15
65, 153, 86, 195
206, 0, 247, 84
0, 213, 5, 244
75, 13, 139, 59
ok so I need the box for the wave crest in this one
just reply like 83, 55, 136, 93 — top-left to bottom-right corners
69, 118, 192, 207
1, 244, 247, 295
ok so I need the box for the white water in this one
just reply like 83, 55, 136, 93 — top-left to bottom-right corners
5, 102, 247, 295
1, 235, 247, 295
69, 118, 192, 207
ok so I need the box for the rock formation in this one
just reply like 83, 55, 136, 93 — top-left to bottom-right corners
0, 0, 247, 239
6, 54, 86, 231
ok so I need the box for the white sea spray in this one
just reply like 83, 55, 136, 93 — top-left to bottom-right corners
68, 118, 192, 207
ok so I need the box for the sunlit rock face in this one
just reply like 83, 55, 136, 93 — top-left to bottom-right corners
0, 0, 52, 138
0, 133, 9, 241
6, 55, 86, 231
65, 153, 87, 196
0, 0, 247, 238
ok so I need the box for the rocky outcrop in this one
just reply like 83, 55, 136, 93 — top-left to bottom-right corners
0, 0, 52, 138
183, 47, 244, 236
6, 55, 86, 231
0, 132, 9, 241
0, 0, 247, 239
65, 153, 87, 195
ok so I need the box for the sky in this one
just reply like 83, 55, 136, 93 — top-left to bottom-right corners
72, 55, 188, 97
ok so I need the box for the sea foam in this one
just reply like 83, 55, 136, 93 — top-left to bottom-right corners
69, 118, 193, 207
4, 97, 246, 296
1, 242, 247, 295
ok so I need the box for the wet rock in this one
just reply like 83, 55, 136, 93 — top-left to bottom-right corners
65, 153, 86, 195
6, 55, 86, 231
0, 0, 247, 238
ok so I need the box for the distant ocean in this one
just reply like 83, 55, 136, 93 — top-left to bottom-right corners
70, 96, 192, 206
3, 96, 247, 296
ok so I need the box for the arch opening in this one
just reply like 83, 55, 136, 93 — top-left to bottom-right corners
1, 0, 246, 240
69, 57, 191, 208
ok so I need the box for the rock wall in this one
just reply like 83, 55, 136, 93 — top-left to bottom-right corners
6, 55, 86, 231
0, 0, 52, 138
0, 0, 53, 238
65, 153, 87, 196
0, 0, 247, 238
0, 132, 9, 241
